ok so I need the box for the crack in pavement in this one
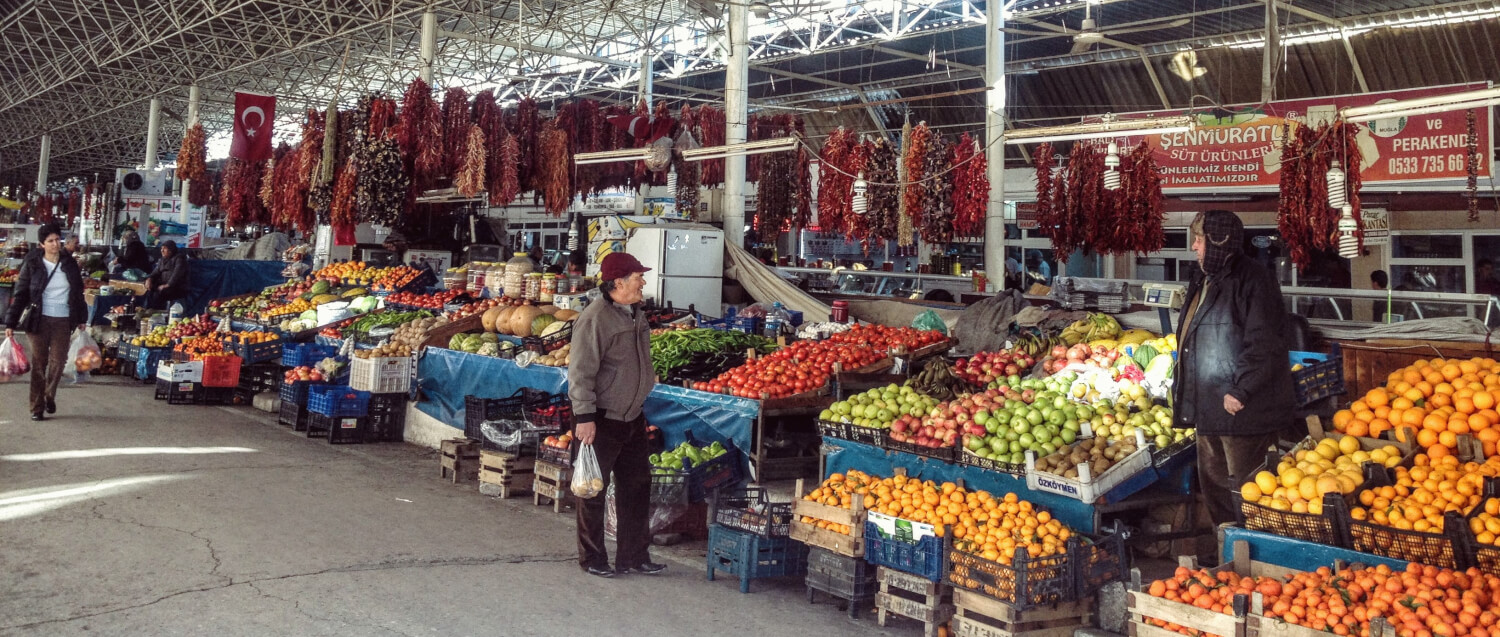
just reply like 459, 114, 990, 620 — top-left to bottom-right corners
0, 552, 576, 631
248, 580, 414, 637
86, 498, 234, 586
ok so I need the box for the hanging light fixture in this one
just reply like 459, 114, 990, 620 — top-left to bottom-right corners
852, 172, 869, 215
666, 163, 678, 195
566, 213, 580, 251
1326, 160, 1347, 209
1103, 142, 1121, 190
1337, 205, 1360, 259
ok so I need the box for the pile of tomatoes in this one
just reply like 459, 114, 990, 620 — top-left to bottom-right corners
1147, 562, 1500, 637
824, 324, 947, 351
693, 339, 886, 399
384, 289, 463, 310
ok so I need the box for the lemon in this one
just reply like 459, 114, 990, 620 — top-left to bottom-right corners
1269, 497, 1291, 511
1298, 477, 1319, 501
1255, 471, 1279, 494
1369, 449, 1389, 464
1304, 463, 1326, 476
1336, 473, 1359, 494
1350, 450, 1371, 465
1316, 441, 1341, 461
1292, 500, 1309, 513
1316, 475, 1342, 497
1281, 468, 1306, 490
1308, 499, 1324, 515
1338, 435, 1361, 455
1241, 482, 1263, 501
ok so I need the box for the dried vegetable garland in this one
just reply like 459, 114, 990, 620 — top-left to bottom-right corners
220, 157, 264, 227
794, 143, 813, 228
398, 78, 443, 200
1093, 141, 1165, 254
951, 133, 988, 238
571, 100, 602, 197
864, 137, 900, 243
455, 124, 487, 198
354, 138, 406, 226
441, 87, 470, 177
695, 105, 726, 187
270, 143, 302, 231
187, 174, 214, 207
496, 135, 521, 205
537, 122, 571, 215
901, 122, 932, 230
673, 150, 701, 219
920, 133, 953, 244
177, 123, 207, 182
1277, 121, 1363, 271
514, 98, 541, 196
896, 121, 915, 246
329, 158, 358, 228
473, 90, 508, 206
1467, 109, 1480, 222
260, 146, 285, 211
755, 142, 797, 242
318, 101, 339, 186
1033, 143, 1055, 238
817, 127, 856, 235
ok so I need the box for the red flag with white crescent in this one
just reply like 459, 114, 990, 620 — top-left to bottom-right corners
229, 92, 276, 162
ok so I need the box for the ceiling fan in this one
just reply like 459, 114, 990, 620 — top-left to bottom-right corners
1007, 3, 1189, 54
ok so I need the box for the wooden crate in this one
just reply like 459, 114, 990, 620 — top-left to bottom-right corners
1127, 540, 1295, 637
1247, 614, 1395, 637
1337, 339, 1495, 402
789, 478, 868, 557
951, 589, 1090, 637
439, 438, 481, 484
533, 460, 574, 513
479, 450, 536, 498
876, 566, 954, 637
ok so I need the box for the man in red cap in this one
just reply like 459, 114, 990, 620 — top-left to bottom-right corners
568, 252, 665, 578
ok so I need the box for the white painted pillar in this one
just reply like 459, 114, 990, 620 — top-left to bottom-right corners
636, 49, 654, 215
723, 1, 750, 249
420, 10, 437, 83
186, 84, 201, 125
144, 97, 162, 170
1262, 0, 1278, 103
983, 1, 1007, 292
35, 133, 51, 194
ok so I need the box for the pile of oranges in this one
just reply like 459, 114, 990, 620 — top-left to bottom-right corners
1332, 358, 1500, 458
1147, 562, 1500, 637
798, 470, 875, 535
1350, 454, 1500, 533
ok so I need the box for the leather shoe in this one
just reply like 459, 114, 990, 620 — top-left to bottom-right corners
46, 400, 56, 414
618, 562, 668, 575
31, 412, 44, 421
583, 565, 615, 578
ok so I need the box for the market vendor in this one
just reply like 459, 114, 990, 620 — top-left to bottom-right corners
1173, 210, 1296, 529
376, 230, 409, 268
143, 240, 189, 309
112, 230, 152, 276
567, 251, 665, 579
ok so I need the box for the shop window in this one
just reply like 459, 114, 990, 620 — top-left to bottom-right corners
1392, 234, 1463, 260
1473, 236, 1500, 297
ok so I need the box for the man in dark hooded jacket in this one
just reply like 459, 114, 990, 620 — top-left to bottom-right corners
1173, 210, 1296, 526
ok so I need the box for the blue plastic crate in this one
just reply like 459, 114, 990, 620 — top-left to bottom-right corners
282, 343, 338, 368
135, 347, 171, 382
307, 385, 371, 417
864, 517, 945, 581
706, 524, 809, 593
230, 338, 283, 364
1290, 345, 1345, 406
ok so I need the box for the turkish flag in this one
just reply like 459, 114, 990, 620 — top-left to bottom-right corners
229, 92, 276, 162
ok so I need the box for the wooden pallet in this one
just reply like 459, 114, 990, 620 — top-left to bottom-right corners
478, 450, 536, 498
789, 477, 867, 557
532, 460, 574, 513
439, 438, 481, 484
951, 589, 1090, 637
1127, 541, 1291, 637
876, 566, 954, 637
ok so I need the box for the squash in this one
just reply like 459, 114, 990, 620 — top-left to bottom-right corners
481, 307, 505, 333
509, 306, 546, 337
493, 306, 520, 335
553, 309, 579, 321
538, 304, 559, 314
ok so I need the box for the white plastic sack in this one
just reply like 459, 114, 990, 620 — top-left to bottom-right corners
571, 443, 605, 499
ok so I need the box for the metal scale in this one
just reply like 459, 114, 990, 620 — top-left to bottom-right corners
1141, 282, 1187, 335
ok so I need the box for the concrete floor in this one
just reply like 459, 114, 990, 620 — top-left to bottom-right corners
0, 375, 919, 637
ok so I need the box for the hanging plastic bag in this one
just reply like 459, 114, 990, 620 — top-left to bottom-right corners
912, 309, 948, 335
0, 336, 31, 382
571, 443, 605, 499
62, 328, 103, 384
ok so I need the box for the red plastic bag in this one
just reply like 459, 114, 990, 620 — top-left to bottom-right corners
0, 336, 30, 381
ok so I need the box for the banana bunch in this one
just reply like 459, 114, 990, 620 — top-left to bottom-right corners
1015, 333, 1064, 357
1059, 312, 1122, 346
905, 359, 971, 402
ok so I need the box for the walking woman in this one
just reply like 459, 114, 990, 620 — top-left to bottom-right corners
5, 224, 89, 421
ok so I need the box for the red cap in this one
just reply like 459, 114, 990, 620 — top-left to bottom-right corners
599, 252, 651, 282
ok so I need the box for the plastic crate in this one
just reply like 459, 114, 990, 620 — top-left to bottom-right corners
806, 546, 877, 600
1150, 433, 1198, 469
525, 393, 573, 431
278, 379, 327, 430
884, 438, 956, 463
957, 448, 1026, 476
118, 342, 144, 362
282, 342, 338, 368
864, 512, 945, 581
522, 321, 572, 354
237, 363, 282, 394
946, 541, 1074, 610
200, 355, 242, 388
707, 523, 810, 593
1024, 433, 1154, 503
349, 355, 413, 393
135, 347, 171, 382
278, 400, 308, 431
1237, 492, 1351, 547
366, 393, 407, 443
687, 445, 744, 503
1074, 531, 1129, 599
306, 412, 366, 444
463, 389, 560, 453
307, 385, 371, 418
201, 386, 236, 405
1291, 348, 1345, 406
538, 442, 574, 468
651, 469, 690, 505
711, 487, 794, 537
230, 338, 283, 364
1349, 514, 1469, 570
154, 379, 203, 405
815, 419, 889, 446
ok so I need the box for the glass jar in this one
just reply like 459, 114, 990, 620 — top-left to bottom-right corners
485, 262, 506, 297
540, 274, 557, 303
467, 262, 487, 294
525, 272, 543, 302
503, 252, 534, 299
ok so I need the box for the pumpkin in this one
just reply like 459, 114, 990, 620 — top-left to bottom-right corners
538, 304, 559, 314
553, 309, 579, 321
493, 306, 520, 335
509, 306, 546, 336
481, 307, 505, 332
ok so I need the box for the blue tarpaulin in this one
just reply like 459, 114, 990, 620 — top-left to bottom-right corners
1222, 526, 1407, 572
821, 438, 1104, 533
416, 348, 756, 469
182, 260, 287, 317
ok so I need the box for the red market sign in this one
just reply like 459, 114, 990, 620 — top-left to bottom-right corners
1112, 83, 1492, 191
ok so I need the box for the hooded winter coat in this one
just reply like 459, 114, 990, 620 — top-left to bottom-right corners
1171, 211, 1296, 436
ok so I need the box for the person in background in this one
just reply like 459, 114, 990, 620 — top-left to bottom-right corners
378, 231, 409, 268
143, 240, 189, 310
5, 223, 89, 421
567, 252, 665, 579
113, 230, 152, 275
1173, 210, 1296, 529
1477, 259, 1500, 297
63, 234, 79, 257
1370, 270, 1388, 290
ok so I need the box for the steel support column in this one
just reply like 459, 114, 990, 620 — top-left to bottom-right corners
723, 1, 749, 250
983, 1, 1007, 292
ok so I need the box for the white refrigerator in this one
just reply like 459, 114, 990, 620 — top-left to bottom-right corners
624, 225, 723, 314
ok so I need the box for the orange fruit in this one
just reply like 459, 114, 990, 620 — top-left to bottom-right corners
1418, 429, 1439, 448
1366, 389, 1390, 408
1476, 391, 1496, 410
